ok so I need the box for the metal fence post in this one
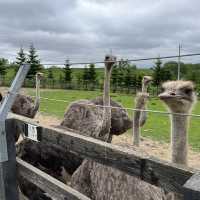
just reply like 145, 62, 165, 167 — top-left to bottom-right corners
0, 64, 30, 200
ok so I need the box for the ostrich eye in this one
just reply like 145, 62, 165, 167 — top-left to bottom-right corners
184, 88, 192, 95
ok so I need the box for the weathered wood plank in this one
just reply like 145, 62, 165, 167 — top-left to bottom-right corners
13, 116, 198, 195
17, 157, 91, 200
183, 173, 200, 200
2, 119, 19, 200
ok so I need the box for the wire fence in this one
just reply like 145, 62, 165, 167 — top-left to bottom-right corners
1, 51, 200, 118
8, 91, 200, 118
39, 52, 200, 66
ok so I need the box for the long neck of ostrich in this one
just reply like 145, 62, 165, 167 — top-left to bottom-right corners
142, 82, 148, 93
103, 68, 111, 108
34, 74, 40, 110
36, 75, 40, 100
103, 67, 112, 140
171, 113, 189, 165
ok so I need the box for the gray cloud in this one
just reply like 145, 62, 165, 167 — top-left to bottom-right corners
0, 0, 200, 66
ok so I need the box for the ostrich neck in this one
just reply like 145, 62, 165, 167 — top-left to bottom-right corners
171, 114, 189, 165
142, 83, 148, 93
103, 69, 111, 107
102, 68, 112, 141
35, 76, 40, 106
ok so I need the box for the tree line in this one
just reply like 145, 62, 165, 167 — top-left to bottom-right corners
1, 45, 200, 95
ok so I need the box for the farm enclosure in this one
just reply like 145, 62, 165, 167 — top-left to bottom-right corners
23, 87, 200, 151
2, 114, 200, 200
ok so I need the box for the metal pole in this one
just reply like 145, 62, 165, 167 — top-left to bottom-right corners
0, 162, 6, 200
177, 44, 181, 80
0, 64, 30, 200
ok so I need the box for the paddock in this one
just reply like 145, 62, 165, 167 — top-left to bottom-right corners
1, 58, 200, 200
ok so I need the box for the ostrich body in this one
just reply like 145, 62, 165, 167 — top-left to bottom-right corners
159, 80, 196, 165
61, 98, 132, 138
4, 72, 43, 118
70, 60, 166, 200
133, 76, 152, 146
60, 60, 132, 139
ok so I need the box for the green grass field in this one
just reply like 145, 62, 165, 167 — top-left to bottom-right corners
27, 88, 200, 151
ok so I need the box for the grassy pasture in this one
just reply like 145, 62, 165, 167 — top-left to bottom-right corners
27, 88, 200, 151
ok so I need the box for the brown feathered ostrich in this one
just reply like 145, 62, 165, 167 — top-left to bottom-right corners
159, 80, 196, 165
70, 59, 166, 200
0, 72, 43, 118
60, 61, 132, 140
133, 76, 152, 146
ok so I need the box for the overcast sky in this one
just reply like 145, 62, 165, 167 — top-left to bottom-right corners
0, 0, 200, 67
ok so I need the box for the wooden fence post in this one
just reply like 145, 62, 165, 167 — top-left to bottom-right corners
2, 119, 18, 200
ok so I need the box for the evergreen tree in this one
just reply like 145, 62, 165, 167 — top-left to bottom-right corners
0, 58, 8, 85
161, 68, 172, 81
27, 44, 42, 78
117, 68, 124, 91
0, 58, 8, 77
111, 65, 118, 92
64, 60, 72, 83
88, 63, 96, 90
152, 58, 163, 88
83, 65, 89, 90
59, 73, 64, 82
16, 47, 26, 66
124, 67, 132, 93
136, 74, 143, 90
48, 68, 54, 79
88, 63, 96, 82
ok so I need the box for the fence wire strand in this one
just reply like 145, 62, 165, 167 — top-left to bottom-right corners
18, 52, 200, 66
7, 91, 200, 118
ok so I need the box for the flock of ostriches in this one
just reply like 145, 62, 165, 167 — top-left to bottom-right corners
1, 55, 196, 200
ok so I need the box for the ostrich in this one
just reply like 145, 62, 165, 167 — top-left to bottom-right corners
70, 59, 166, 200
133, 76, 152, 146
60, 65, 132, 140
1, 72, 43, 118
159, 80, 196, 165
61, 55, 116, 141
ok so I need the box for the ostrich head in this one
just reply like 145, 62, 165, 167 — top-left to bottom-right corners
159, 81, 196, 113
142, 76, 153, 86
36, 72, 44, 80
104, 54, 116, 71
142, 76, 153, 92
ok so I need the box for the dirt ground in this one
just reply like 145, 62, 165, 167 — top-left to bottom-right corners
35, 113, 200, 169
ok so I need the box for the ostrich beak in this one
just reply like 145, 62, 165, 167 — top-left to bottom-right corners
159, 92, 181, 100
159, 93, 171, 100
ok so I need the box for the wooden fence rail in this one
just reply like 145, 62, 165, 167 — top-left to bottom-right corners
8, 114, 200, 200
17, 157, 90, 200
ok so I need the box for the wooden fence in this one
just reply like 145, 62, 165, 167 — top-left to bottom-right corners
3, 114, 200, 200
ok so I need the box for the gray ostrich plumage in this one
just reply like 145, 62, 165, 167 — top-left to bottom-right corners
61, 98, 132, 139
133, 76, 152, 146
60, 58, 132, 140
0, 72, 43, 119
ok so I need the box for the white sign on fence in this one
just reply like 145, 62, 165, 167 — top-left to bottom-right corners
23, 123, 41, 142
